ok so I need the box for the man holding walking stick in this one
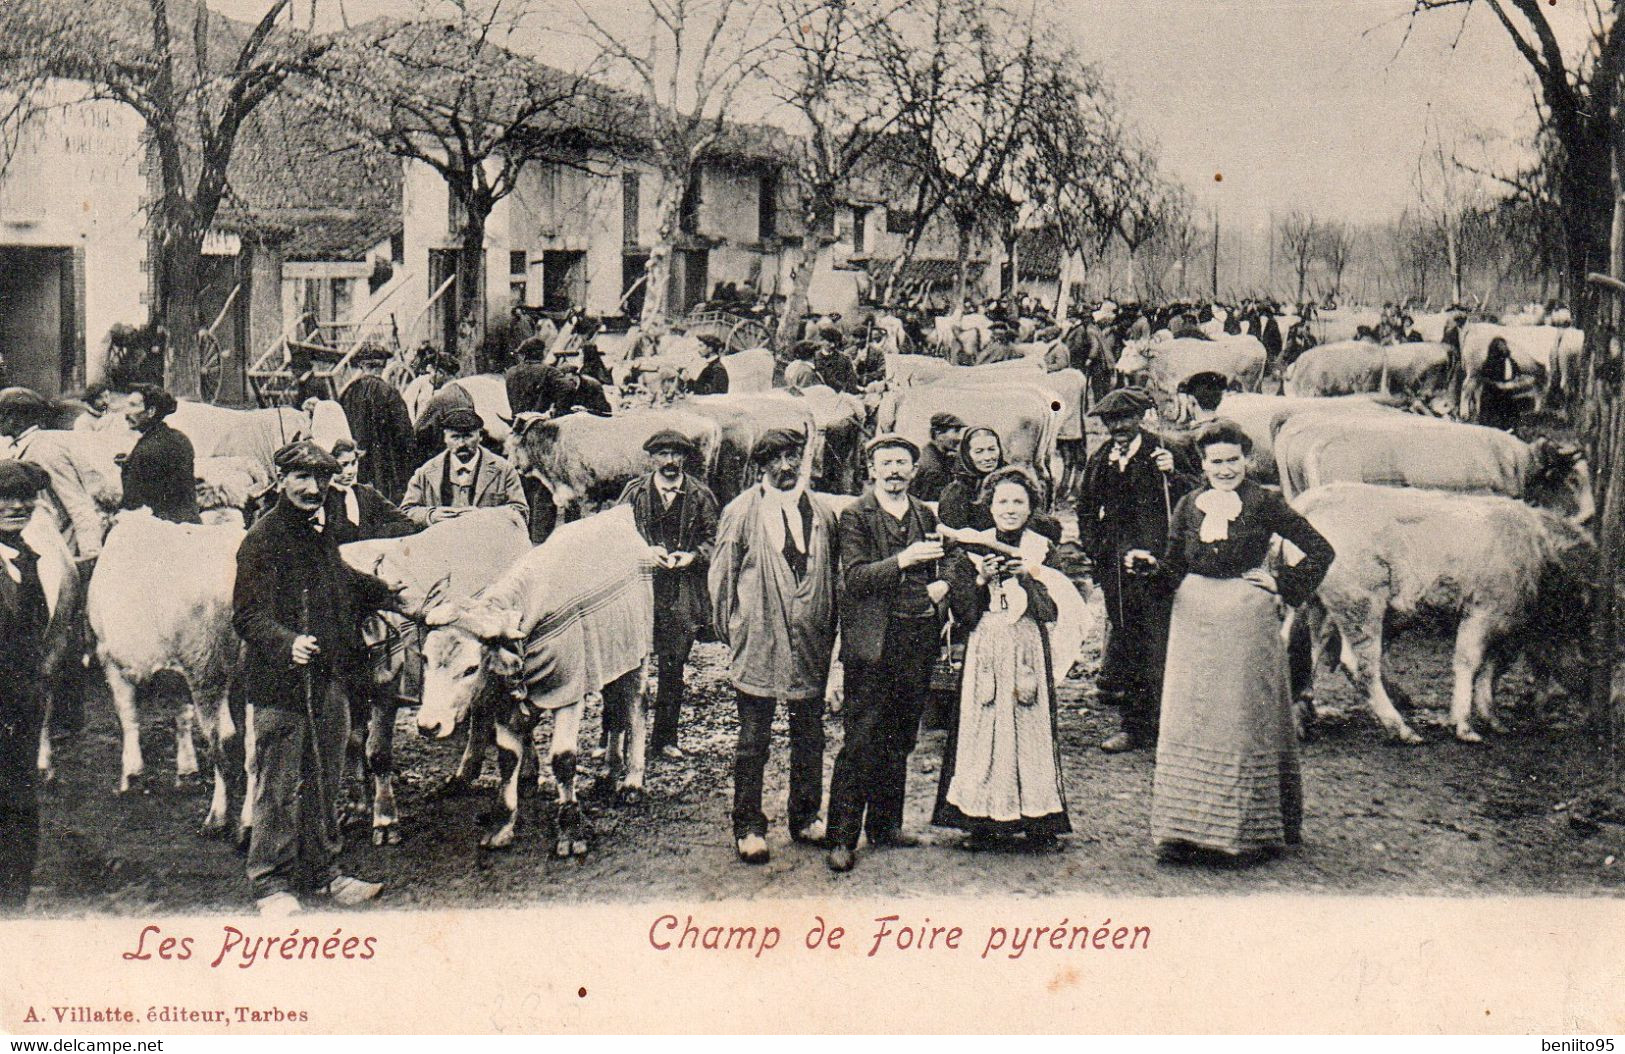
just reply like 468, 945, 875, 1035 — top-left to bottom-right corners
1078, 388, 1195, 754
234, 441, 401, 917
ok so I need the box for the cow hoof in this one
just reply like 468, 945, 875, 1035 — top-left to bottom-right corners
479, 830, 514, 852
117, 771, 153, 796
554, 838, 573, 859
617, 785, 644, 806
234, 826, 252, 855
199, 814, 228, 837
570, 839, 590, 858
1454, 727, 1483, 744
38, 766, 56, 786
1484, 716, 1509, 735
372, 825, 403, 847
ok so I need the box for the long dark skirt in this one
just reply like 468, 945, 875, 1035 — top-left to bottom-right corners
1151, 574, 1301, 854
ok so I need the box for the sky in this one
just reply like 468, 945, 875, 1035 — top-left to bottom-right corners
216, 0, 1586, 228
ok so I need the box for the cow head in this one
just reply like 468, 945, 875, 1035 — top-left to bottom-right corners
1526, 436, 1594, 525
505, 412, 556, 474
1524, 514, 1598, 701
417, 601, 524, 739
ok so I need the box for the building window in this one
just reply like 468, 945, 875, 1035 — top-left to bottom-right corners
510, 250, 527, 276
329, 278, 353, 324
622, 173, 640, 245
447, 191, 466, 237
851, 207, 868, 255
542, 250, 587, 313
758, 173, 777, 241
886, 208, 913, 234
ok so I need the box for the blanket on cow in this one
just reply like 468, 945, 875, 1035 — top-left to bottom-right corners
463, 504, 654, 710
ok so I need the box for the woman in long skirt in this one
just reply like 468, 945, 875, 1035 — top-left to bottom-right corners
932, 467, 1071, 850
1146, 419, 1334, 863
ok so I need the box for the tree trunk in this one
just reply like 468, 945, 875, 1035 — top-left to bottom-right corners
951, 220, 973, 311
776, 189, 835, 350
160, 233, 205, 401
641, 175, 687, 336
455, 215, 488, 375
887, 218, 931, 307
1055, 249, 1077, 320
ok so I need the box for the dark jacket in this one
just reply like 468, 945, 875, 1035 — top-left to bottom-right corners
1160, 480, 1334, 607
0, 534, 49, 725
339, 374, 416, 504
909, 442, 955, 503
690, 359, 730, 396
545, 375, 613, 417
323, 482, 421, 547
505, 361, 560, 416
232, 497, 396, 712
813, 350, 859, 394
837, 491, 942, 666
121, 420, 200, 524
618, 472, 719, 651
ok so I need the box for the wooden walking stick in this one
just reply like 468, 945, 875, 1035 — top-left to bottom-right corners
300, 587, 333, 843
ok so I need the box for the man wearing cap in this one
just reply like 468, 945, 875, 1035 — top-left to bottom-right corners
0, 388, 107, 560
120, 384, 200, 524
338, 345, 415, 504
709, 427, 840, 865
1078, 387, 1195, 754
617, 430, 719, 759
401, 407, 528, 528
411, 361, 476, 468
538, 344, 613, 418
0, 461, 55, 910
813, 332, 859, 394
826, 433, 949, 873
505, 336, 561, 417
689, 335, 730, 395
233, 441, 399, 916
910, 412, 964, 504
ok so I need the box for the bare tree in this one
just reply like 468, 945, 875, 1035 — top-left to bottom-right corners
305, 0, 614, 370
1316, 220, 1356, 303
0, 0, 329, 398
764, 0, 908, 346
1414, 116, 1489, 306
1138, 185, 1198, 302
1277, 210, 1319, 306
575, 0, 781, 335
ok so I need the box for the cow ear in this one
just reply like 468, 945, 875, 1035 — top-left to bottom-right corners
489, 644, 523, 678
423, 600, 460, 627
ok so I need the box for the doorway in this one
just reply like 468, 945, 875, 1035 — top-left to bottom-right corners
0, 246, 78, 396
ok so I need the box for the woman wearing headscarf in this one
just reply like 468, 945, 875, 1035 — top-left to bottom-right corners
932, 466, 1073, 851
1146, 419, 1334, 865
937, 427, 1060, 542
1477, 336, 1534, 430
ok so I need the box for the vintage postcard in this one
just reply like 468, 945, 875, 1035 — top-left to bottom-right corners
0, 0, 1622, 1035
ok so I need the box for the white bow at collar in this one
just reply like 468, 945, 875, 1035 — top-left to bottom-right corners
1194, 488, 1243, 543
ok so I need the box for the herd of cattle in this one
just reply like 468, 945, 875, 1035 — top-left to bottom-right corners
2, 301, 1602, 865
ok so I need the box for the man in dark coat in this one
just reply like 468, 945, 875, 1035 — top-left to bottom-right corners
541, 345, 613, 417
1078, 388, 1195, 753
813, 335, 860, 394
617, 430, 719, 759
0, 461, 53, 911
233, 441, 397, 916
120, 384, 200, 524
338, 345, 415, 504
689, 335, 730, 395
324, 438, 420, 548
505, 335, 561, 416
827, 434, 949, 873
909, 412, 964, 503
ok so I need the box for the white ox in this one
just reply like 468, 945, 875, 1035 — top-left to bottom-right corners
418, 505, 655, 855
619, 347, 775, 393
505, 408, 723, 513
1116, 336, 1268, 400
1458, 323, 1582, 419
1283, 340, 1454, 404
877, 383, 1061, 497
1295, 483, 1593, 744
86, 510, 249, 839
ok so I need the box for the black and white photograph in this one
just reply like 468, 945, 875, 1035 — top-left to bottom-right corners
0, 0, 1622, 1035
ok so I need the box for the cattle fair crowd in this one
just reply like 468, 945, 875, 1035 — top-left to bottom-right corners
0, 286, 1593, 917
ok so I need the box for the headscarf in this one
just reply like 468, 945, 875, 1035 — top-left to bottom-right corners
953, 425, 1004, 483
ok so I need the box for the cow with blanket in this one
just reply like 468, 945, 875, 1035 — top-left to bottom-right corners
417, 505, 656, 855
340, 507, 533, 844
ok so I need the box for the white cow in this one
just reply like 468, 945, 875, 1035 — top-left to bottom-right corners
86, 510, 249, 838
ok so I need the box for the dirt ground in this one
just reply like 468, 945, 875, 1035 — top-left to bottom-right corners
27, 526, 1625, 916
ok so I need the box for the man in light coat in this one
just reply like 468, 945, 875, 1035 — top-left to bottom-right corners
708, 427, 839, 866
400, 408, 528, 528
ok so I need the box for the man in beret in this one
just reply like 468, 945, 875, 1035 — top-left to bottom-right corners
0, 460, 54, 910
709, 427, 840, 865
1078, 387, 1195, 754
617, 430, 719, 759
233, 441, 399, 916
338, 345, 415, 504
400, 407, 528, 528
909, 412, 964, 503
120, 384, 200, 524
826, 433, 948, 872
688, 335, 730, 396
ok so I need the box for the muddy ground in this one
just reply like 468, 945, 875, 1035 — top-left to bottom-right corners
26, 528, 1625, 916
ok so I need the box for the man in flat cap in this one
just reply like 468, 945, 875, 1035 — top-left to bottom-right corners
0, 460, 55, 911
1078, 387, 1195, 754
689, 335, 730, 396
234, 441, 399, 916
825, 433, 949, 873
400, 406, 528, 528
120, 384, 200, 524
410, 359, 477, 468
618, 430, 719, 759
910, 412, 964, 503
338, 344, 415, 504
709, 426, 840, 865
